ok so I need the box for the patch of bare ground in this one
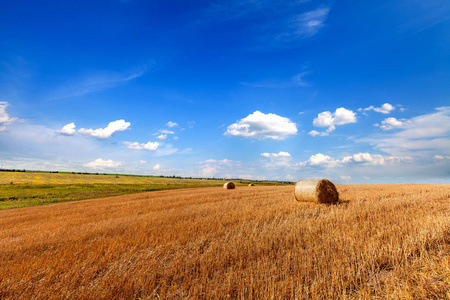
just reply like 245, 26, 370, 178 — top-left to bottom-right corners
0, 184, 449, 299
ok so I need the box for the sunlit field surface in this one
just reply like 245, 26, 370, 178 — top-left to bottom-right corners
0, 171, 280, 209
0, 184, 449, 299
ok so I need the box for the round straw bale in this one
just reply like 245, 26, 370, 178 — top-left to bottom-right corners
248, 183, 254, 186
223, 182, 235, 189
294, 179, 338, 203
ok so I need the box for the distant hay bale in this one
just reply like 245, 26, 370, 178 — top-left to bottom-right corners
248, 183, 254, 186
223, 182, 235, 189
294, 179, 339, 203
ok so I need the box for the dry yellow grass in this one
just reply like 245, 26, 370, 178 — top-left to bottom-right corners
0, 184, 449, 299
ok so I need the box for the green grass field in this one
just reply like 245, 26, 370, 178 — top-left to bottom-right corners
0, 171, 287, 209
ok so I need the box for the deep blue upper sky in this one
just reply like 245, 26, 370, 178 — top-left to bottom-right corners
0, 0, 449, 183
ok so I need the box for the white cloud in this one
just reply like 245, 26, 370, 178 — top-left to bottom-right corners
283, 7, 330, 40
47, 66, 148, 101
363, 107, 450, 156
0, 102, 20, 131
159, 129, 174, 134
378, 117, 408, 130
139, 160, 147, 164
361, 103, 395, 114
261, 151, 291, 158
157, 134, 167, 140
285, 174, 295, 180
57, 123, 76, 135
299, 153, 339, 167
198, 159, 241, 178
200, 165, 218, 177
311, 107, 356, 135
297, 152, 412, 168
433, 155, 450, 161
308, 130, 321, 137
340, 175, 351, 180
242, 71, 310, 88
225, 111, 297, 140
166, 121, 178, 128
123, 141, 160, 151
85, 158, 123, 169
261, 151, 292, 168
79, 119, 130, 139
152, 164, 160, 171
341, 153, 413, 166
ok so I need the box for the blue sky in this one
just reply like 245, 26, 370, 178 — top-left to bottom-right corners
1, 0, 449, 183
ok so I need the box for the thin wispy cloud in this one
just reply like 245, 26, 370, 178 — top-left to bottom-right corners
199, 1, 330, 50
397, 0, 450, 33
280, 6, 330, 40
203, 0, 310, 24
46, 65, 149, 101
297, 152, 412, 168
242, 71, 311, 88
362, 107, 450, 157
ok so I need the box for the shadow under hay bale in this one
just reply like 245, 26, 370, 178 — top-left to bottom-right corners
223, 182, 235, 189
294, 179, 339, 203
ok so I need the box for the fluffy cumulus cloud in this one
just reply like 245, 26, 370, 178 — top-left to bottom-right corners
225, 111, 297, 140
57, 123, 76, 135
152, 164, 160, 171
85, 158, 123, 169
297, 153, 339, 167
309, 107, 356, 136
166, 121, 178, 128
123, 141, 160, 151
261, 151, 291, 158
0, 102, 20, 131
376, 117, 409, 130
78, 119, 130, 139
361, 103, 395, 114
157, 134, 167, 140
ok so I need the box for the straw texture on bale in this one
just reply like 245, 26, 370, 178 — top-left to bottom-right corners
294, 179, 339, 203
223, 182, 235, 189
248, 183, 254, 186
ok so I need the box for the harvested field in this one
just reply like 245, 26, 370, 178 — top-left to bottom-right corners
0, 171, 284, 209
0, 184, 449, 299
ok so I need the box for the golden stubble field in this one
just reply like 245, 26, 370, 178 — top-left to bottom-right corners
0, 184, 449, 299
